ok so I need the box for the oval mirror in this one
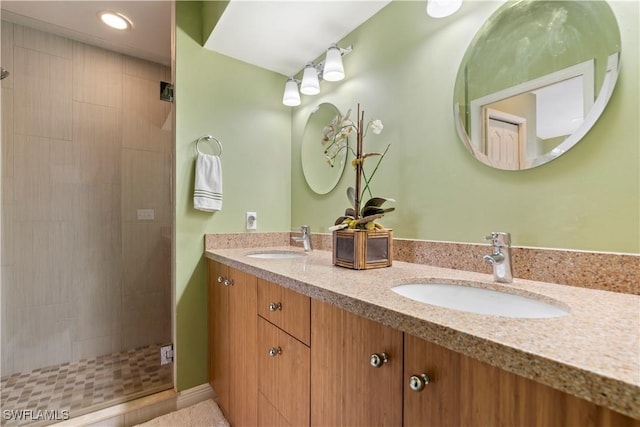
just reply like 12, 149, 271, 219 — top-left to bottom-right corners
453, 1, 621, 170
301, 103, 347, 194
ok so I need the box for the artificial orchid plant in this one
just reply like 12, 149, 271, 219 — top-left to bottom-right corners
322, 104, 395, 232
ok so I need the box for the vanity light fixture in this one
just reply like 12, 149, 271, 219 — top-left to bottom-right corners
322, 44, 345, 82
300, 63, 321, 95
282, 77, 301, 107
426, 0, 463, 18
282, 44, 352, 107
99, 11, 133, 30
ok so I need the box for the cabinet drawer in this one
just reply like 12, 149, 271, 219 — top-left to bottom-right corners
258, 317, 310, 427
258, 278, 310, 345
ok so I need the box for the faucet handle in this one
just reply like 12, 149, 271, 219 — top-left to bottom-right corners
484, 232, 511, 247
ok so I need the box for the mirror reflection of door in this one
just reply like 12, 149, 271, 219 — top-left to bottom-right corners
485, 108, 526, 170
454, 0, 621, 171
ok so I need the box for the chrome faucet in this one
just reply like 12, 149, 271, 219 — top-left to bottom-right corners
483, 232, 513, 283
291, 225, 313, 252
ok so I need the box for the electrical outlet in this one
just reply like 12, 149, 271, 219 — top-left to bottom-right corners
137, 209, 155, 221
246, 212, 257, 230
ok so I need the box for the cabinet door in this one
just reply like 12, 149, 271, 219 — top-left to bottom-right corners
228, 267, 258, 427
311, 300, 403, 427
258, 317, 310, 427
258, 278, 311, 345
208, 260, 230, 416
404, 334, 640, 427
208, 262, 258, 427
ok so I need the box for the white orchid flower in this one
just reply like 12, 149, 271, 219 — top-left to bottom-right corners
370, 119, 384, 135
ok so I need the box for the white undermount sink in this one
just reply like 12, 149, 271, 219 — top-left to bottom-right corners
246, 251, 307, 259
391, 282, 569, 319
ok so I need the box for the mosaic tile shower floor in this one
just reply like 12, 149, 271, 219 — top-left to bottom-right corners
0, 345, 173, 426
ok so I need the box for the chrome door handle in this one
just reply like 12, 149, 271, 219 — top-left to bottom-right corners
408, 374, 431, 392
269, 302, 282, 312
370, 352, 389, 368
268, 347, 282, 357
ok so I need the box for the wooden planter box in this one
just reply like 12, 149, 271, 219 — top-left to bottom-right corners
332, 229, 393, 270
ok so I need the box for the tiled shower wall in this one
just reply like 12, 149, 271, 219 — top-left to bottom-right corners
1, 22, 172, 376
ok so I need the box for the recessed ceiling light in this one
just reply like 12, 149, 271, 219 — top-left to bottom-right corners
98, 11, 132, 30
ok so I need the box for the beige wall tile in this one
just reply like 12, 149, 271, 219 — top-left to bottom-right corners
123, 55, 170, 82
122, 98, 172, 154
50, 221, 77, 301
73, 270, 116, 342
12, 134, 52, 221
2, 22, 171, 375
73, 42, 122, 108
121, 290, 171, 350
13, 47, 50, 137
1, 21, 14, 90
122, 222, 171, 297
2, 87, 15, 179
13, 47, 72, 139
11, 303, 72, 373
50, 56, 73, 140
122, 149, 164, 221
0, 175, 13, 266
74, 101, 122, 184
11, 221, 68, 307
13, 23, 73, 59
72, 336, 116, 363
1, 266, 15, 374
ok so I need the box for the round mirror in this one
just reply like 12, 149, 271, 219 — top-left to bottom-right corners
301, 103, 347, 194
453, 1, 621, 170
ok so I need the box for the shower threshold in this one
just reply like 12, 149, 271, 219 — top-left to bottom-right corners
0, 344, 173, 427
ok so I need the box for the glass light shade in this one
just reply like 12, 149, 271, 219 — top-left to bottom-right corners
282, 78, 301, 106
300, 64, 320, 95
322, 46, 345, 82
427, 0, 463, 18
99, 11, 131, 30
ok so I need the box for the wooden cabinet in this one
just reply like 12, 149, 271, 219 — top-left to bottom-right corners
257, 278, 311, 427
208, 260, 258, 427
209, 261, 638, 427
404, 333, 639, 427
311, 299, 403, 427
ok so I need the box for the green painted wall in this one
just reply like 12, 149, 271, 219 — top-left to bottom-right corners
174, 0, 638, 392
175, 1, 291, 390
291, 0, 639, 254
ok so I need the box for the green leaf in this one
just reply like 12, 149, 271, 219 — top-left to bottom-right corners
361, 206, 395, 217
363, 197, 395, 209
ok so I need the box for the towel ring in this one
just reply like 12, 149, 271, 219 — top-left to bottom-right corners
196, 135, 223, 157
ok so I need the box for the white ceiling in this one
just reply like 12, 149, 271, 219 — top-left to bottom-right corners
1, 1, 172, 66
0, 1, 391, 75
204, 1, 392, 77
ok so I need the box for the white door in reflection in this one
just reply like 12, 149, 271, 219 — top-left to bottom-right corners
485, 108, 527, 170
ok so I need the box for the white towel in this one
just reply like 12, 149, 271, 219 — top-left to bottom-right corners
194, 153, 222, 212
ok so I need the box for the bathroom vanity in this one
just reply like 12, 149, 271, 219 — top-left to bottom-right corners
205, 246, 639, 426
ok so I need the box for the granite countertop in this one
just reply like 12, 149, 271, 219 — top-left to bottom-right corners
205, 246, 640, 420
